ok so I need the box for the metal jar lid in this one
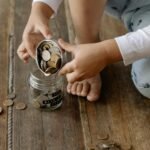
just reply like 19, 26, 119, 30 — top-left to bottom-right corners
36, 39, 63, 76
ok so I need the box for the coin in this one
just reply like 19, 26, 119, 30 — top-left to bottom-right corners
40, 60, 47, 71
42, 50, 51, 61
51, 46, 60, 53
48, 57, 61, 69
15, 102, 27, 110
32, 101, 41, 108
7, 93, 16, 99
97, 134, 109, 140
36, 40, 63, 75
43, 44, 50, 50
50, 67, 58, 74
47, 53, 61, 68
3, 99, 14, 107
0, 107, 3, 114
45, 67, 52, 74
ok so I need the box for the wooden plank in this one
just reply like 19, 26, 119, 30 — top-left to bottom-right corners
65, 2, 150, 150
0, 0, 10, 149
12, 1, 85, 150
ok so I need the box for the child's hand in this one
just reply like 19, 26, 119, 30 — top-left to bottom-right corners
17, 2, 54, 63
58, 39, 108, 83
59, 39, 122, 83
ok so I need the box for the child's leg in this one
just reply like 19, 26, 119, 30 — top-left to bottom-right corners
68, 0, 106, 43
126, 8, 150, 98
68, 0, 107, 101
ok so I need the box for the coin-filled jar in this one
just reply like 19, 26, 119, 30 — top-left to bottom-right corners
36, 39, 64, 76
28, 68, 63, 110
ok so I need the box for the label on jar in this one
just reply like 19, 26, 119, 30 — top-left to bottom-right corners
33, 90, 62, 109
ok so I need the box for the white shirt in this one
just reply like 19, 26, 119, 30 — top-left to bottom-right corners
33, 0, 150, 65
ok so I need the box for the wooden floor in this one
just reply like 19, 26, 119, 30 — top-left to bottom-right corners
0, 0, 150, 150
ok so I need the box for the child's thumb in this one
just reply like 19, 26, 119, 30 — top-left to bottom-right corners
40, 25, 52, 39
58, 39, 74, 53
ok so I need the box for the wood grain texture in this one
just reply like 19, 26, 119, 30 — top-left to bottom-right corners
12, 1, 84, 150
0, 0, 10, 149
65, 1, 150, 150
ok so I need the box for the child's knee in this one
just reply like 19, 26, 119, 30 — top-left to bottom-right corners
131, 59, 150, 99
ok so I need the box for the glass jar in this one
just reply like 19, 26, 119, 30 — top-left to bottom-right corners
28, 68, 63, 110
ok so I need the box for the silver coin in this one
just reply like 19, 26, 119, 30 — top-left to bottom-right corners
50, 46, 60, 54
42, 50, 51, 61
40, 60, 47, 71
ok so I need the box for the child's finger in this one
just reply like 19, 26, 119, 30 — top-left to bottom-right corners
17, 44, 26, 59
66, 72, 83, 83
23, 52, 30, 60
17, 43, 30, 62
23, 34, 36, 59
39, 24, 52, 39
58, 39, 75, 53
59, 61, 74, 76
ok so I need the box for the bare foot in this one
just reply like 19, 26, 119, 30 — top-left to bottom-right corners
67, 75, 102, 101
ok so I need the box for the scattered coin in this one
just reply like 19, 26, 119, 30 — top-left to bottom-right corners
32, 101, 41, 108
97, 134, 109, 140
42, 50, 51, 61
3, 99, 14, 107
97, 141, 121, 150
15, 102, 27, 110
101, 143, 110, 149
0, 107, 3, 114
7, 93, 16, 99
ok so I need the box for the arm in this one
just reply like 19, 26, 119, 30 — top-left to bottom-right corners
115, 25, 150, 65
58, 39, 122, 83
17, 0, 63, 63
33, 0, 63, 16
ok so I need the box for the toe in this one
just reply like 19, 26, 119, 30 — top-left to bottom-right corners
71, 82, 78, 95
87, 83, 101, 101
67, 83, 72, 93
87, 75, 102, 102
81, 82, 90, 97
76, 83, 83, 96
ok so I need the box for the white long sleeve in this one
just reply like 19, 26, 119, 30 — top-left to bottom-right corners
115, 25, 150, 65
33, 0, 63, 15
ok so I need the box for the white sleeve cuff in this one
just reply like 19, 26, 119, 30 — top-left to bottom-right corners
33, 0, 63, 17
115, 26, 150, 65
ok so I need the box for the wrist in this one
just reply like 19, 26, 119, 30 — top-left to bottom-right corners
32, 2, 54, 19
101, 39, 123, 65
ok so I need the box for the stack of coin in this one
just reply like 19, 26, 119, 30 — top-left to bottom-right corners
36, 40, 63, 76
